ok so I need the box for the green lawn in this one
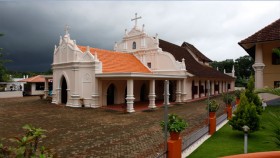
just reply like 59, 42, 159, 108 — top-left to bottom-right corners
188, 106, 280, 158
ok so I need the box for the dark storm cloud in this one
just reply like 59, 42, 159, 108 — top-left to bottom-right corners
0, 1, 279, 72
0, 1, 124, 72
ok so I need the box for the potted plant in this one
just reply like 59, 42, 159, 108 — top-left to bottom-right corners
222, 93, 235, 106
208, 99, 220, 113
207, 99, 220, 135
222, 93, 234, 119
160, 114, 188, 140
234, 90, 241, 105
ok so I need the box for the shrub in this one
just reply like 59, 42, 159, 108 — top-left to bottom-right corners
229, 92, 260, 133
268, 111, 280, 147
0, 124, 53, 158
222, 93, 235, 105
234, 90, 241, 99
160, 114, 188, 133
207, 99, 220, 112
245, 75, 262, 114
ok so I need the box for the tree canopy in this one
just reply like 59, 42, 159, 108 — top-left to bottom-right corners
0, 33, 12, 82
210, 55, 254, 87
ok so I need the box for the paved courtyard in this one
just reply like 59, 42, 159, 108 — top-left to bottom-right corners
0, 96, 227, 158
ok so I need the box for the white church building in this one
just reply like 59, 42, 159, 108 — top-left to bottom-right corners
50, 14, 235, 112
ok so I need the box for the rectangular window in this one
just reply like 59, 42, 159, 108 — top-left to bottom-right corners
272, 48, 280, 65
35, 83, 45, 90
147, 62, 151, 68
227, 83, 231, 89
274, 81, 280, 88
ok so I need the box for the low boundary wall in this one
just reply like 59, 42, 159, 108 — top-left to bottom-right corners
0, 91, 23, 98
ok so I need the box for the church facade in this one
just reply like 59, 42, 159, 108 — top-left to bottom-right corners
51, 14, 235, 112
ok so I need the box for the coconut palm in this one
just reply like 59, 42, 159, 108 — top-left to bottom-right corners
255, 87, 280, 96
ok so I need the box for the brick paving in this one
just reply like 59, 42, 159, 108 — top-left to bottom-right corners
0, 95, 227, 157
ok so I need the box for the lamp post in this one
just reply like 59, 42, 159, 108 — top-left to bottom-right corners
164, 80, 169, 153
207, 80, 210, 125
242, 125, 250, 154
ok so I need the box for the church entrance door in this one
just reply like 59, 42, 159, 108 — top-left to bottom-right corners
61, 76, 67, 104
107, 84, 115, 105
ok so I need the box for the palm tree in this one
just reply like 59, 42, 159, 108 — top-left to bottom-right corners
255, 87, 280, 96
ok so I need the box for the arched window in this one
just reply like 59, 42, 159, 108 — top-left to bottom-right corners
132, 42, 136, 49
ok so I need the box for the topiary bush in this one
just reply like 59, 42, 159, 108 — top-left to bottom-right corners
229, 92, 260, 133
245, 75, 262, 114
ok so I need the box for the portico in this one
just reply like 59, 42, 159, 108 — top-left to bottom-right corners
96, 73, 185, 112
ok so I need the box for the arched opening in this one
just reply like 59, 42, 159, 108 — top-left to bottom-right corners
107, 84, 115, 105
61, 76, 67, 104
132, 41, 136, 49
140, 84, 147, 102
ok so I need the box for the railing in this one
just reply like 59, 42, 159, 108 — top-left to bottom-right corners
182, 126, 209, 151
217, 113, 227, 126
157, 113, 228, 158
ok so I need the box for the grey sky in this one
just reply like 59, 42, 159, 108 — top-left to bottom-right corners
0, 1, 279, 72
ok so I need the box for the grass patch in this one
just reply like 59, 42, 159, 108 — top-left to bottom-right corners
188, 106, 280, 158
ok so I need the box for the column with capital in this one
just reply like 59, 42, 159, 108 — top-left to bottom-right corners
148, 79, 156, 109
126, 79, 135, 113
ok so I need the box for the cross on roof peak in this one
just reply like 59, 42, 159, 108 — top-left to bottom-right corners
131, 13, 142, 28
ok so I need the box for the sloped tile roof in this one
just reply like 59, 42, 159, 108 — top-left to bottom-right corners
159, 39, 234, 80
78, 46, 151, 73
19, 75, 45, 83
181, 42, 212, 62
239, 18, 280, 44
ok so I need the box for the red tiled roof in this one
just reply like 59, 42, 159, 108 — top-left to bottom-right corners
19, 75, 45, 83
239, 18, 280, 44
159, 39, 234, 80
181, 42, 212, 62
78, 46, 151, 73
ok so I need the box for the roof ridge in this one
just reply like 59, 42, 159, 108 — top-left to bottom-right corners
239, 18, 280, 44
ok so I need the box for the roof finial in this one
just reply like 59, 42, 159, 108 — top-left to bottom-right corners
64, 24, 70, 35
125, 29, 128, 36
131, 13, 142, 28
114, 42, 118, 51
142, 24, 145, 32
94, 51, 99, 62
232, 65, 235, 77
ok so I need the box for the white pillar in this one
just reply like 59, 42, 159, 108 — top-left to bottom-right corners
44, 78, 49, 99
148, 79, 156, 109
126, 79, 135, 113
66, 89, 72, 107
219, 81, 222, 94
181, 78, 187, 102
56, 88, 61, 104
91, 78, 100, 108
175, 80, 182, 103
253, 44, 265, 88
211, 81, 214, 95
71, 68, 80, 107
